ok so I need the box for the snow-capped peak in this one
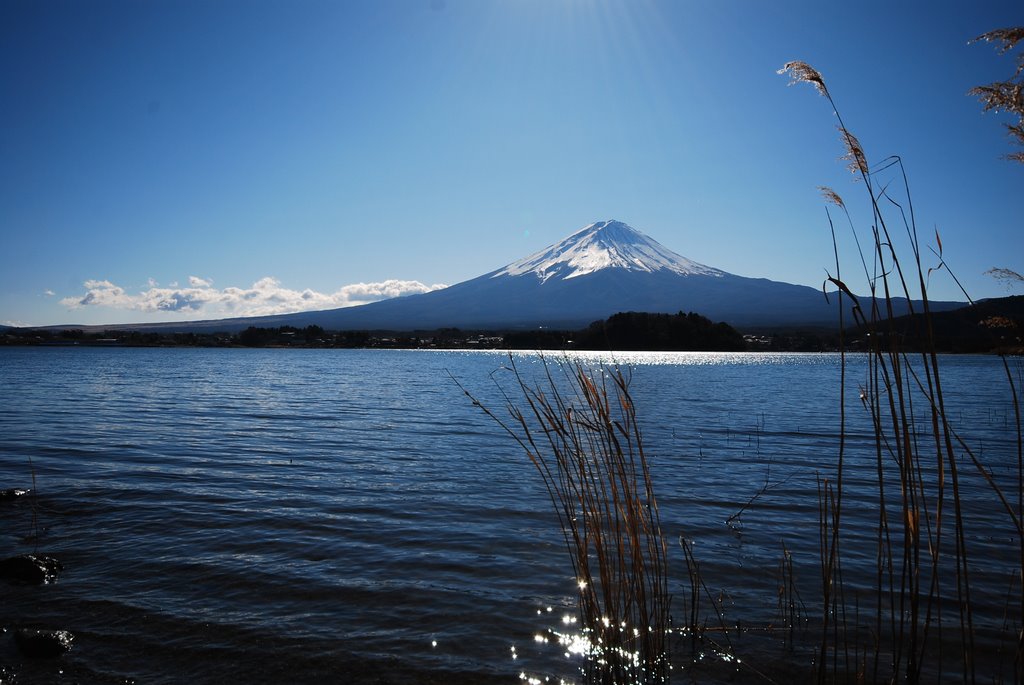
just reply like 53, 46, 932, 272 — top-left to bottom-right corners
492, 220, 724, 283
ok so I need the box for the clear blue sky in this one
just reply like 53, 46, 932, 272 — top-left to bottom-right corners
2, 0, 1021, 327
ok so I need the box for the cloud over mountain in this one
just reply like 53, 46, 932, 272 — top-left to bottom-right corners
60, 277, 447, 318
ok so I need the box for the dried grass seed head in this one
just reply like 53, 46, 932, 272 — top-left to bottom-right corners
1009, 121, 1024, 143
971, 26, 1024, 77
818, 186, 846, 209
777, 60, 829, 97
968, 81, 1024, 115
837, 126, 869, 175
970, 27, 1024, 54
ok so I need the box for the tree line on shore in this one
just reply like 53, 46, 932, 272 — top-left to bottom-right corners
2, 312, 773, 351
3, 301, 1020, 353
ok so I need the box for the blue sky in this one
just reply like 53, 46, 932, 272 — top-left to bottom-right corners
2, 0, 1021, 327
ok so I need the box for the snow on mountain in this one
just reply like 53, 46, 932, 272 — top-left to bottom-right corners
491, 220, 725, 282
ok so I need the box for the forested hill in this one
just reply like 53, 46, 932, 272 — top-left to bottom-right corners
506, 311, 747, 351
862, 295, 1023, 353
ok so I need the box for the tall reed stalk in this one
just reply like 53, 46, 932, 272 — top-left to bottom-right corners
456, 357, 671, 684
780, 60, 1024, 684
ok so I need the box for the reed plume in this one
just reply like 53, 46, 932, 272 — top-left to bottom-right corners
778, 61, 830, 98
969, 26, 1024, 162
970, 27, 1024, 64
837, 127, 869, 176
817, 186, 846, 210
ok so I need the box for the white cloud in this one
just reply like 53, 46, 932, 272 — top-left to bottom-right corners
43, 289, 55, 297
60, 276, 447, 318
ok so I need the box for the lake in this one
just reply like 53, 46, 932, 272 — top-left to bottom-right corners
0, 347, 1020, 684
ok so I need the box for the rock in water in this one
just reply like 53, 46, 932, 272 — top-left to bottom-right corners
0, 554, 63, 584
14, 629, 74, 657
0, 488, 30, 501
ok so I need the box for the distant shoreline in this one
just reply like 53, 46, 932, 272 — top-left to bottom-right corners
2, 333, 1019, 356
4, 299, 1022, 354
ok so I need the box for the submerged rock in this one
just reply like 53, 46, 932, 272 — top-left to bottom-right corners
14, 629, 74, 658
0, 488, 30, 501
0, 554, 63, 584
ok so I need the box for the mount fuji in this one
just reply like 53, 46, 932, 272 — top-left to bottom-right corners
264, 219, 858, 330
101, 220, 963, 332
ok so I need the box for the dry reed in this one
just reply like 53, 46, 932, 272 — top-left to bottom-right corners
783, 59, 1024, 684
455, 356, 671, 684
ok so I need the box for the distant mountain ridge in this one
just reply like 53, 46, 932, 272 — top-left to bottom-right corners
46, 220, 967, 333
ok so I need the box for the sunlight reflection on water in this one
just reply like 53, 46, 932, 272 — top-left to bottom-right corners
446, 348, 840, 367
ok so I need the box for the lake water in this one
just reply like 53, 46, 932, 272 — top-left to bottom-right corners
0, 348, 1019, 684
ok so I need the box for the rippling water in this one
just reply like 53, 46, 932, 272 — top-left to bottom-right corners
0, 348, 1019, 683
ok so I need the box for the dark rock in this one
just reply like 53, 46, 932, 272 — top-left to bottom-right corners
0, 488, 30, 501
13, 629, 74, 658
0, 554, 63, 584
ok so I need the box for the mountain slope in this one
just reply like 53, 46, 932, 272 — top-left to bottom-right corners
59, 220, 967, 333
